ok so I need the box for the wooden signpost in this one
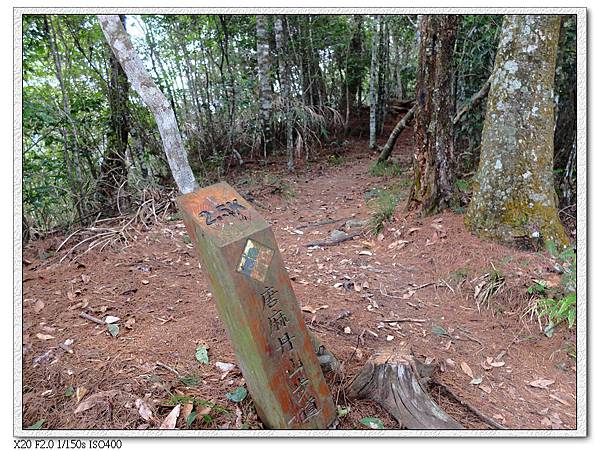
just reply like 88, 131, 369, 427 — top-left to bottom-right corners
177, 182, 336, 429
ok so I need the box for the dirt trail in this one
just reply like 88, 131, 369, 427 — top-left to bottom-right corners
21, 134, 576, 431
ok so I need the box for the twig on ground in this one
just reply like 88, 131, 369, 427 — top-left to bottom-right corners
79, 311, 106, 325
156, 361, 181, 377
381, 318, 427, 324
305, 230, 364, 247
456, 326, 484, 346
296, 216, 352, 230
435, 382, 507, 430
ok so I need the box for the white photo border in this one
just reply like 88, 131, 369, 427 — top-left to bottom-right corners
13, 6, 587, 438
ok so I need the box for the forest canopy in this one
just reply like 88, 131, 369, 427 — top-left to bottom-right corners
22, 14, 576, 245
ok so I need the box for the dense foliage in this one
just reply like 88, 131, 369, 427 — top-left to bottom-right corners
22, 14, 576, 237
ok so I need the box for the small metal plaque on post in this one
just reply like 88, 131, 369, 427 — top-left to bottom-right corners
177, 182, 336, 429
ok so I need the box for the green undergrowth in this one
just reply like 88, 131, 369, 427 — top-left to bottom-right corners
527, 241, 576, 337
366, 184, 404, 235
369, 159, 404, 178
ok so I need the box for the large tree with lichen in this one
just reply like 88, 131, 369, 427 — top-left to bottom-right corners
465, 15, 568, 247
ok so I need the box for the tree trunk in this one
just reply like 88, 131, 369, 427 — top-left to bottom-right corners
274, 16, 294, 172
407, 15, 459, 215
553, 15, 577, 208
256, 15, 273, 160
465, 15, 568, 247
376, 16, 387, 136
377, 105, 416, 163
100, 15, 130, 202
347, 350, 463, 429
341, 15, 365, 128
368, 18, 378, 149
44, 15, 85, 224
98, 15, 198, 195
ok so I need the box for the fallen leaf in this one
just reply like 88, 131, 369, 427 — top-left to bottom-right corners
76, 387, 88, 403
301, 305, 328, 314
107, 324, 119, 337
529, 378, 555, 389
388, 240, 409, 250
358, 250, 373, 256
142, 279, 150, 285
352, 347, 363, 360
432, 325, 449, 337
461, 361, 474, 379
407, 227, 420, 235
226, 386, 248, 403
480, 384, 492, 394
181, 403, 194, 424
359, 417, 384, 429
216, 362, 236, 373
33, 300, 45, 314
179, 375, 200, 387
27, 419, 45, 430
490, 361, 505, 368
74, 390, 118, 413
36, 333, 55, 341
104, 316, 120, 324
235, 406, 244, 428
470, 377, 483, 385
186, 410, 197, 426
386, 335, 394, 341
135, 398, 154, 421
344, 326, 352, 334
337, 406, 351, 417
197, 405, 212, 416
549, 393, 571, 406
159, 404, 181, 429
195, 344, 209, 364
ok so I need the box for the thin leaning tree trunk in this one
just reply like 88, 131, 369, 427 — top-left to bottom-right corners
377, 104, 416, 163
98, 15, 198, 195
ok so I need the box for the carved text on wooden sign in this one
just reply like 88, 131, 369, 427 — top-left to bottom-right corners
177, 182, 336, 429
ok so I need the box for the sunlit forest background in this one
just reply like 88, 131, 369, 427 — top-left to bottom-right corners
23, 14, 576, 237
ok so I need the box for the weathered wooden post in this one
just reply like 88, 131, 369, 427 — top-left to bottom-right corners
177, 182, 336, 429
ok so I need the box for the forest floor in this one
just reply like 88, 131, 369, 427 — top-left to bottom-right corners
21, 121, 577, 431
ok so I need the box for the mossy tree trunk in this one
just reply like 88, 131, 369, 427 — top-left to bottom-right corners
407, 15, 459, 215
465, 15, 568, 247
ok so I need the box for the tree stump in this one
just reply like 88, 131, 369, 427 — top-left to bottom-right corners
347, 350, 463, 429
